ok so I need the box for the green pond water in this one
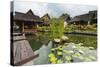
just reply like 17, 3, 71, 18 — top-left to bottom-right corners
26, 32, 97, 65
66, 34, 97, 49
26, 32, 97, 51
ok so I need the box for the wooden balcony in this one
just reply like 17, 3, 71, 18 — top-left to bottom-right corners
23, 29, 37, 33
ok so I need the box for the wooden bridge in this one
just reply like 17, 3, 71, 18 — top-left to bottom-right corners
11, 33, 39, 66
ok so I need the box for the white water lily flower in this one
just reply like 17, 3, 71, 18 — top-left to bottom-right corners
72, 45, 76, 49
75, 52, 81, 57
61, 35, 69, 40
78, 50, 85, 54
54, 39, 60, 42
89, 47, 94, 50
69, 51, 74, 54
78, 43, 83, 46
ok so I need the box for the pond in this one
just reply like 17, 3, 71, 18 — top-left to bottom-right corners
65, 34, 97, 49
26, 32, 97, 64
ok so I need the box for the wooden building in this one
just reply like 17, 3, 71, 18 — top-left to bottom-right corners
41, 13, 50, 26
14, 9, 43, 33
68, 10, 97, 25
64, 16, 71, 27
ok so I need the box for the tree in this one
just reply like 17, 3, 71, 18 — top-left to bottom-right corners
59, 13, 70, 21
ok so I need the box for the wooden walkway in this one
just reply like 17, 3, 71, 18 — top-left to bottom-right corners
12, 34, 39, 66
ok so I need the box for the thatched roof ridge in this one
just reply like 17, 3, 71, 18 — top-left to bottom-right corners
40, 13, 50, 26
14, 9, 43, 22
69, 10, 97, 23
41, 13, 50, 19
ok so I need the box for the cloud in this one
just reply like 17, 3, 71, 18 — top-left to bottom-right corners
14, 1, 97, 17
46, 3, 97, 17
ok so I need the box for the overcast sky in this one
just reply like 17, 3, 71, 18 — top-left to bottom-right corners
14, 1, 97, 18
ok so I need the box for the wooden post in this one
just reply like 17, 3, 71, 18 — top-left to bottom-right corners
88, 20, 90, 25
22, 22, 24, 33
74, 22, 75, 25
36, 24, 39, 28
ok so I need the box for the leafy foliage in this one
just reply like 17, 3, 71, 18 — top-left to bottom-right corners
59, 13, 70, 20
50, 18, 64, 39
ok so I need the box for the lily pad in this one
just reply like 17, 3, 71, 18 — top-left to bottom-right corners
57, 51, 63, 55
65, 56, 72, 61
57, 59, 63, 64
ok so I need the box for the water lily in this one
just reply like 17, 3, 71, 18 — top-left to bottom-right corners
63, 50, 69, 54
74, 52, 81, 57
51, 48, 56, 51
50, 57, 57, 64
72, 45, 76, 49
57, 51, 63, 55
78, 43, 83, 46
72, 54, 77, 58
89, 47, 94, 50
57, 59, 63, 64
54, 39, 61, 43
58, 47, 63, 50
61, 35, 69, 41
78, 50, 85, 54
48, 53, 55, 58
58, 45, 62, 48
69, 50, 74, 54
65, 56, 72, 61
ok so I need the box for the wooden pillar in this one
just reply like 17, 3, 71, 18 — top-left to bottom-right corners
64, 21, 67, 28
74, 22, 75, 25
36, 24, 39, 28
22, 22, 24, 33
88, 20, 90, 25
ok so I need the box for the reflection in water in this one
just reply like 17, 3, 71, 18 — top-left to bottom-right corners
26, 32, 52, 51
66, 34, 97, 49
33, 41, 52, 65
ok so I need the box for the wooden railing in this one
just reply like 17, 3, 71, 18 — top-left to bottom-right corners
23, 29, 37, 33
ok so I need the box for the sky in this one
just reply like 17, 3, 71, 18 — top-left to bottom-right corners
14, 1, 97, 18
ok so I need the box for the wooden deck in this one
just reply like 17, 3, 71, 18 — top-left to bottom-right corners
12, 34, 39, 66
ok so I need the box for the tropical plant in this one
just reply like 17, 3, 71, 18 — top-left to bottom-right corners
50, 18, 64, 39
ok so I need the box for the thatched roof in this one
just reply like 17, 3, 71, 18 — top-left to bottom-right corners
69, 10, 97, 23
41, 13, 50, 26
89, 10, 97, 20
41, 13, 50, 20
14, 9, 43, 22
